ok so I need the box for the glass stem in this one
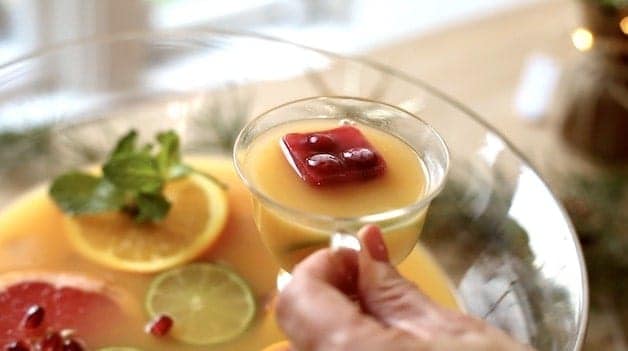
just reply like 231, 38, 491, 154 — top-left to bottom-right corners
330, 232, 361, 252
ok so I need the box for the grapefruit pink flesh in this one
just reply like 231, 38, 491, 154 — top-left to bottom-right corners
0, 272, 126, 345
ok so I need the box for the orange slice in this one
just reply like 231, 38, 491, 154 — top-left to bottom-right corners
64, 174, 228, 273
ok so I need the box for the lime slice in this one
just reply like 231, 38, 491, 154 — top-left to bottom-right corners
146, 263, 256, 345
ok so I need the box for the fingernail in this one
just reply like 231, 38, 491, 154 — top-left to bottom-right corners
361, 225, 389, 262
331, 248, 359, 294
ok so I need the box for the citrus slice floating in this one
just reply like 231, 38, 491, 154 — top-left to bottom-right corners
0, 271, 128, 345
261, 341, 292, 351
64, 174, 228, 273
145, 263, 256, 345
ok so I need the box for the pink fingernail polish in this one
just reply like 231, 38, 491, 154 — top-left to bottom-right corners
364, 226, 389, 262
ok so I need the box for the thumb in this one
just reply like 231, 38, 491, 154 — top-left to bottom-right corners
357, 225, 444, 339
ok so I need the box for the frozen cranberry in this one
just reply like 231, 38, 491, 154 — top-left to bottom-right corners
282, 125, 386, 186
21, 305, 45, 330
341, 147, 378, 167
306, 133, 336, 151
306, 154, 343, 172
39, 332, 63, 351
146, 315, 173, 337
61, 339, 83, 351
4, 340, 30, 351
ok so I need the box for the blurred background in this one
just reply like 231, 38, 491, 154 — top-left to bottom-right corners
0, 0, 626, 349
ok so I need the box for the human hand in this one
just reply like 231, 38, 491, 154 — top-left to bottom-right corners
276, 225, 535, 351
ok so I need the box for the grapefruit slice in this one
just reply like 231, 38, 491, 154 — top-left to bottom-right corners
0, 271, 129, 345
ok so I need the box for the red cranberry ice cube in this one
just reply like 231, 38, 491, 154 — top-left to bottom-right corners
342, 147, 378, 167
281, 125, 386, 186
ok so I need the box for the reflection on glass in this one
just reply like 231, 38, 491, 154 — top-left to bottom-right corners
508, 166, 584, 315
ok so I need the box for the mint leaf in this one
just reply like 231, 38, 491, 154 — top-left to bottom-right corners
103, 154, 163, 193
156, 130, 180, 177
49, 173, 125, 214
111, 130, 138, 158
135, 193, 170, 222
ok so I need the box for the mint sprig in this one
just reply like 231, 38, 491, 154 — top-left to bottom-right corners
49, 173, 125, 213
49, 130, 222, 222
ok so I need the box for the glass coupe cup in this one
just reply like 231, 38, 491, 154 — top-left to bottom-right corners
234, 96, 449, 277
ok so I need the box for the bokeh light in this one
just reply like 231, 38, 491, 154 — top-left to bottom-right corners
620, 16, 628, 35
571, 27, 594, 52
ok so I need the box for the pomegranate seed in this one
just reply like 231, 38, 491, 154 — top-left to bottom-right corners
61, 339, 84, 351
39, 332, 63, 351
306, 133, 336, 151
306, 154, 343, 172
341, 147, 378, 167
4, 340, 30, 351
21, 305, 45, 329
146, 314, 174, 336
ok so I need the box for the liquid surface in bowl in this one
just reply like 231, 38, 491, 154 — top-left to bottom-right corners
0, 157, 459, 350
240, 120, 428, 270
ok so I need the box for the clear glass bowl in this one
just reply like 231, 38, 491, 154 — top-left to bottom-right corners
0, 30, 587, 350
